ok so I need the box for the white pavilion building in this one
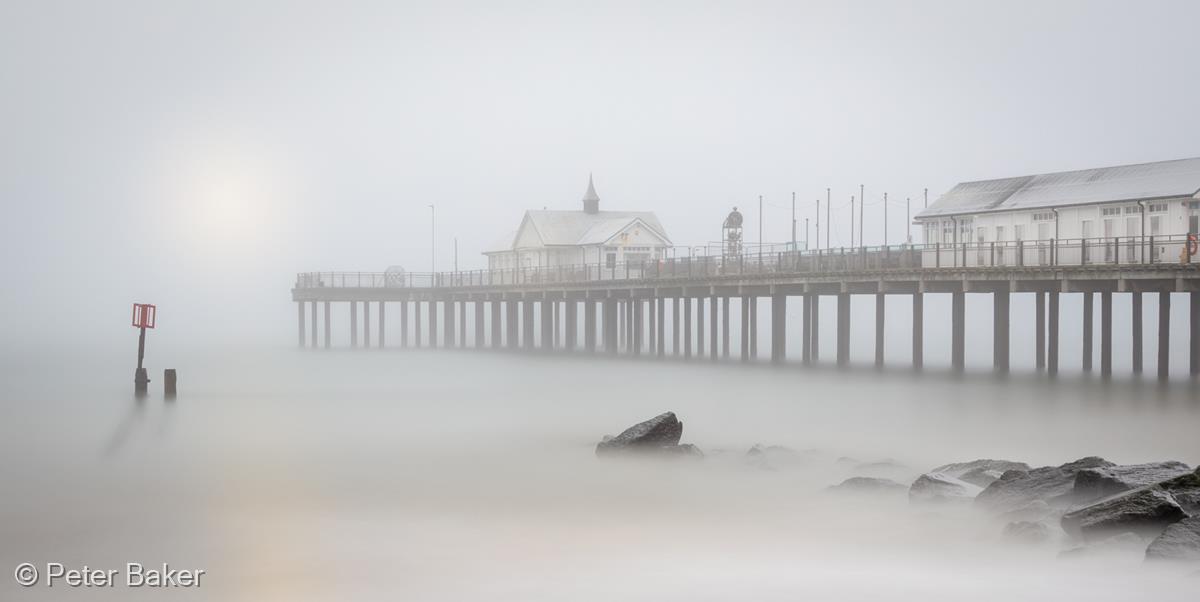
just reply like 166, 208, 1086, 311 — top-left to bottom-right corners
484, 176, 672, 271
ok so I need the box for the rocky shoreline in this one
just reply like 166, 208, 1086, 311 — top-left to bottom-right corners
597, 411, 1200, 565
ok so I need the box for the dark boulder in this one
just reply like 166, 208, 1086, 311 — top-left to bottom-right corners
908, 459, 1027, 504
1073, 461, 1192, 504
596, 412, 690, 456
1157, 468, 1200, 514
745, 444, 811, 469
930, 459, 1030, 488
1145, 517, 1200, 562
1061, 487, 1186, 542
975, 456, 1114, 514
909, 472, 982, 504
1002, 521, 1052, 544
829, 477, 908, 494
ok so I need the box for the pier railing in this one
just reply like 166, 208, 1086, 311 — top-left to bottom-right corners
296, 234, 1198, 290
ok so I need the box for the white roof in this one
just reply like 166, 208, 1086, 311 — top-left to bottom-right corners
915, 157, 1200, 220
523, 210, 669, 247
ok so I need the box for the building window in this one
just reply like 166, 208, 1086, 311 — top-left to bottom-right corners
1032, 212, 1054, 222
605, 252, 616, 268
1013, 224, 1024, 242
1101, 206, 1122, 217
1149, 203, 1168, 213
995, 226, 1005, 242
1150, 216, 1162, 236
1124, 205, 1141, 215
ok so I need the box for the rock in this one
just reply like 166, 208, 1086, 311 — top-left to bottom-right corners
745, 444, 811, 466
930, 459, 1030, 488
909, 472, 982, 504
1074, 461, 1192, 504
1002, 521, 1052, 544
975, 456, 1115, 514
907, 459, 1026, 504
998, 499, 1060, 523
663, 443, 704, 458
1157, 468, 1200, 514
1059, 532, 1148, 560
1145, 517, 1200, 562
829, 477, 908, 494
595, 412, 689, 456
1061, 487, 1186, 542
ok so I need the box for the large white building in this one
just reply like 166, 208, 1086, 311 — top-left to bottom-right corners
915, 157, 1200, 263
484, 176, 672, 270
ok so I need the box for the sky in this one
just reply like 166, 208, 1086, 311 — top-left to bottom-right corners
2, 0, 1199, 347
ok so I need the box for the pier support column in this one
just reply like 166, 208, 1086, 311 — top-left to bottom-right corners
298, 301, 306, 347
802, 294, 812, 364
874, 293, 885, 368
771, 293, 786, 364
414, 302, 422, 347
379, 302, 386, 348
490, 301, 501, 349
696, 297, 705, 357
604, 298, 617, 355
994, 290, 1010, 373
1158, 292, 1171, 381
647, 297, 656, 354
363, 301, 371, 348
442, 301, 453, 348
552, 302, 560, 349
522, 300, 535, 351
428, 301, 437, 348
475, 301, 485, 348
912, 293, 923, 369
740, 296, 750, 362
673, 298, 681, 356
1082, 292, 1093, 372
1101, 291, 1112, 377
721, 297, 730, 359
584, 301, 596, 352
710, 295, 718, 361
324, 302, 332, 349
684, 297, 693, 359
633, 299, 643, 356
350, 301, 358, 348
400, 302, 408, 348
951, 292, 964, 372
619, 301, 628, 352
1035, 292, 1045, 370
811, 295, 820, 362
656, 298, 666, 357
1132, 292, 1143, 373
837, 293, 850, 367
749, 297, 758, 359
459, 301, 467, 348
310, 301, 318, 348
1048, 291, 1059, 375
565, 301, 577, 350
628, 299, 638, 352
505, 300, 518, 350
541, 300, 553, 350
1191, 291, 1199, 376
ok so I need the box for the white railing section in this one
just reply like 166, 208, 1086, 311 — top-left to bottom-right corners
296, 235, 1199, 290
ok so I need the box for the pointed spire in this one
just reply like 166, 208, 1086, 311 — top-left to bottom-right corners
582, 173, 600, 214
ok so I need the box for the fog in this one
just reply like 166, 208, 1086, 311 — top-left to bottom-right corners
3, 0, 1200, 352
3, 1, 1200, 600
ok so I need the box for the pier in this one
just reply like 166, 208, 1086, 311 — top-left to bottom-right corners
293, 237, 1200, 379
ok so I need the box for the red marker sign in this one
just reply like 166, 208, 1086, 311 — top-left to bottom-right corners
132, 303, 157, 329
